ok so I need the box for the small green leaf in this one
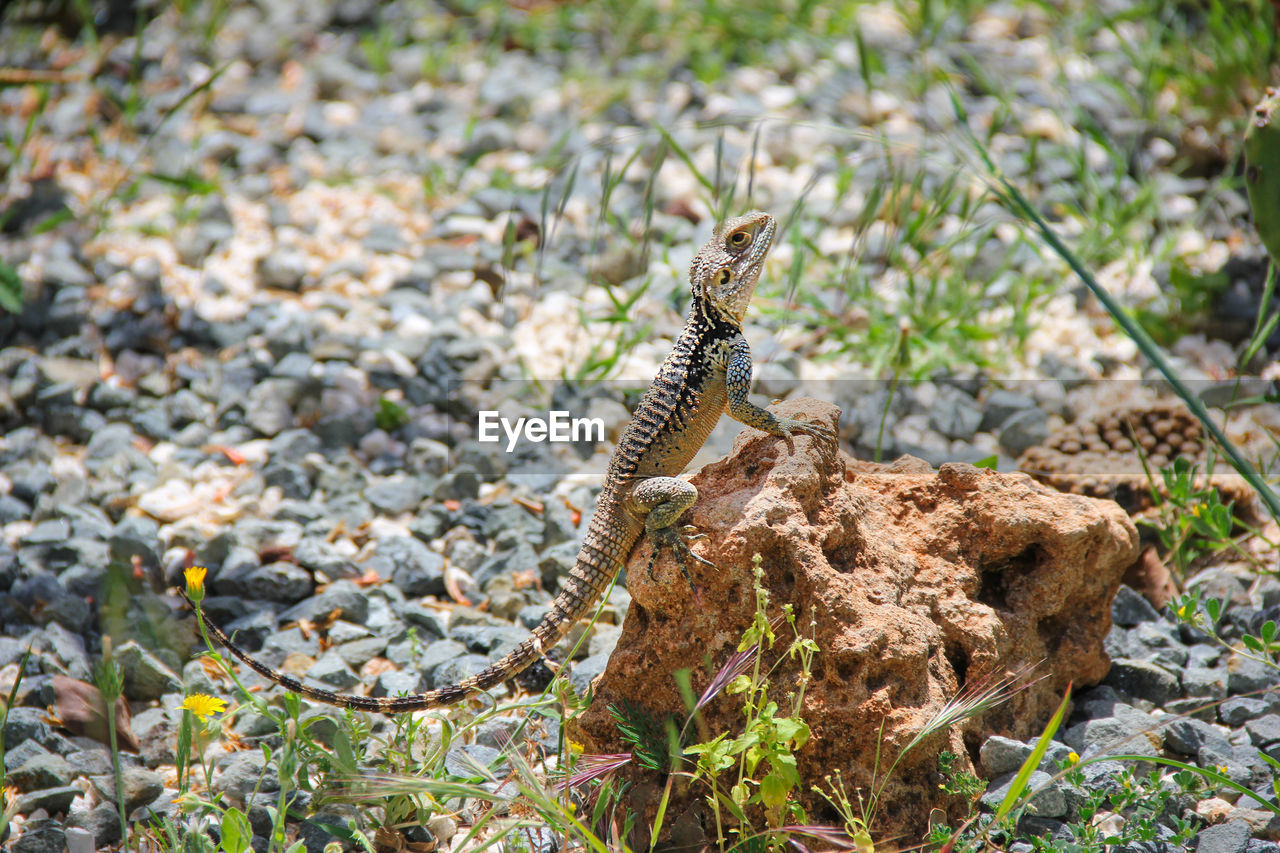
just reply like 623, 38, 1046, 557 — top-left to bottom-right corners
0, 260, 21, 313
760, 768, 791, 811
221, 808, 252, 853
974, 455, 999, 470
375, 396, 409, 431
31, 207, 73, 235
1205, 598, 1223, 623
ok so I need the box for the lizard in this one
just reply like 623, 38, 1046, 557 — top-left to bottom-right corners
181, 210, 835, 714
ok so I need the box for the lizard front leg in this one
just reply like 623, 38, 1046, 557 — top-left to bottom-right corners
725, 337, 837, 442
628, 476, 713, 590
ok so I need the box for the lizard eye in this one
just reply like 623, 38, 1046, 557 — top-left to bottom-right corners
728, 230, 752, 248
716, 268, 733, 285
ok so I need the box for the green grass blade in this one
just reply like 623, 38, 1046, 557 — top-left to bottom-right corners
952, 89, 1280, 521
0, 261, 22, 313
1101, 753, 1280, 814
653, 123, 715, 198
993, 684, 1070, 823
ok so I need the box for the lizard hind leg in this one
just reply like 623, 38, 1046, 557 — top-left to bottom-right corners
632, 476, 715, 591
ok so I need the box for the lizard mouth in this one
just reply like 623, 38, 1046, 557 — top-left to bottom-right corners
742, 216, 776, 276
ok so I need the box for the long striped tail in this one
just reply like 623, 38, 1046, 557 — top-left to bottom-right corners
178, 516, 634, 714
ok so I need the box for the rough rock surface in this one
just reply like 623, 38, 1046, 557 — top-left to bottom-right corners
571, 399, 1139, 841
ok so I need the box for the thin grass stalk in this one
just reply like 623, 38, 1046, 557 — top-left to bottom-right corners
952, 91, 1280, 521
95, 642, 129, 850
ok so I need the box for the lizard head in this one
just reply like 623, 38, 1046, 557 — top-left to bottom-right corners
689, 210, 776, 323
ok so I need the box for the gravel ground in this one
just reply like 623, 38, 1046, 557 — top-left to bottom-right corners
1, 0, 1279, 849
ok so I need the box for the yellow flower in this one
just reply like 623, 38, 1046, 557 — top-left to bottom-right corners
1067, 751, 1080, 766
181, 693, 227, 720
184, 566, 208, 602
1217, 765, 1229, 775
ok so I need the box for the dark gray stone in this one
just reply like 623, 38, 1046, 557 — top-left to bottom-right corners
115, 640, 182, 701
374, 669, 426, 697
280, 579, 368, 624
433, 466, 481, 501
388, 638, 465, 675
1160, 717, 1231, 757
264, 462, 312, 499
518, 602, 550, 630
269, 428, 323, 462
444, 743, 503, 780
211, 750, 276, 801
1182, 666, 1227, 700
979, 769, 1067, 818
451, 625, 530, 657
475, 717, 522, 750
365, 474, 427, 515
1164, 697, 1217, 722
8, 752, 73, 790
1246, 714, 1280, 746
475, 543, 539, 590
432, 654, 492, 690
380, 536, 445, 597
65, 801, 122, 848
335, 635, 387, 669
5, 707, 76, 754
997, 408, 1049, 456
4, 740, 53, 772
305, 652, 360, 689
1194, 820, 1251, 853
569, 650, 610, 698
238, 561, 312, 603
291, 537, 355, 577
298, 806, 360, 853
10, 817, 65, 853
1221, 697, 1275, 725
89, 765, 163, 812
978, 389, 1039, 432
400, 602, 447, 638
1188, 568, 1251, 608
1228, 654, 1279, 695
131, 707, 178, 767
1104, 658, 1180, 706
0, 493, 32, 523
65, 748, 112, 776
13, 785, 79, 815
1128, 620, 1187, 663
1063, 706, 1160, 763
929, 385, 983, 440
1111, 585, 1160, 627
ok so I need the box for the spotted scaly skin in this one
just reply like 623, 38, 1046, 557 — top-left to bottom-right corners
183, 210, 834, 713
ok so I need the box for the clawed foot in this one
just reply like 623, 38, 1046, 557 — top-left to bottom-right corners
774, 415, 838, 445
646, 523, 714, 592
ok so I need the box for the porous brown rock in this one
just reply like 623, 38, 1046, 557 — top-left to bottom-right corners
570, 399, 1138, 843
